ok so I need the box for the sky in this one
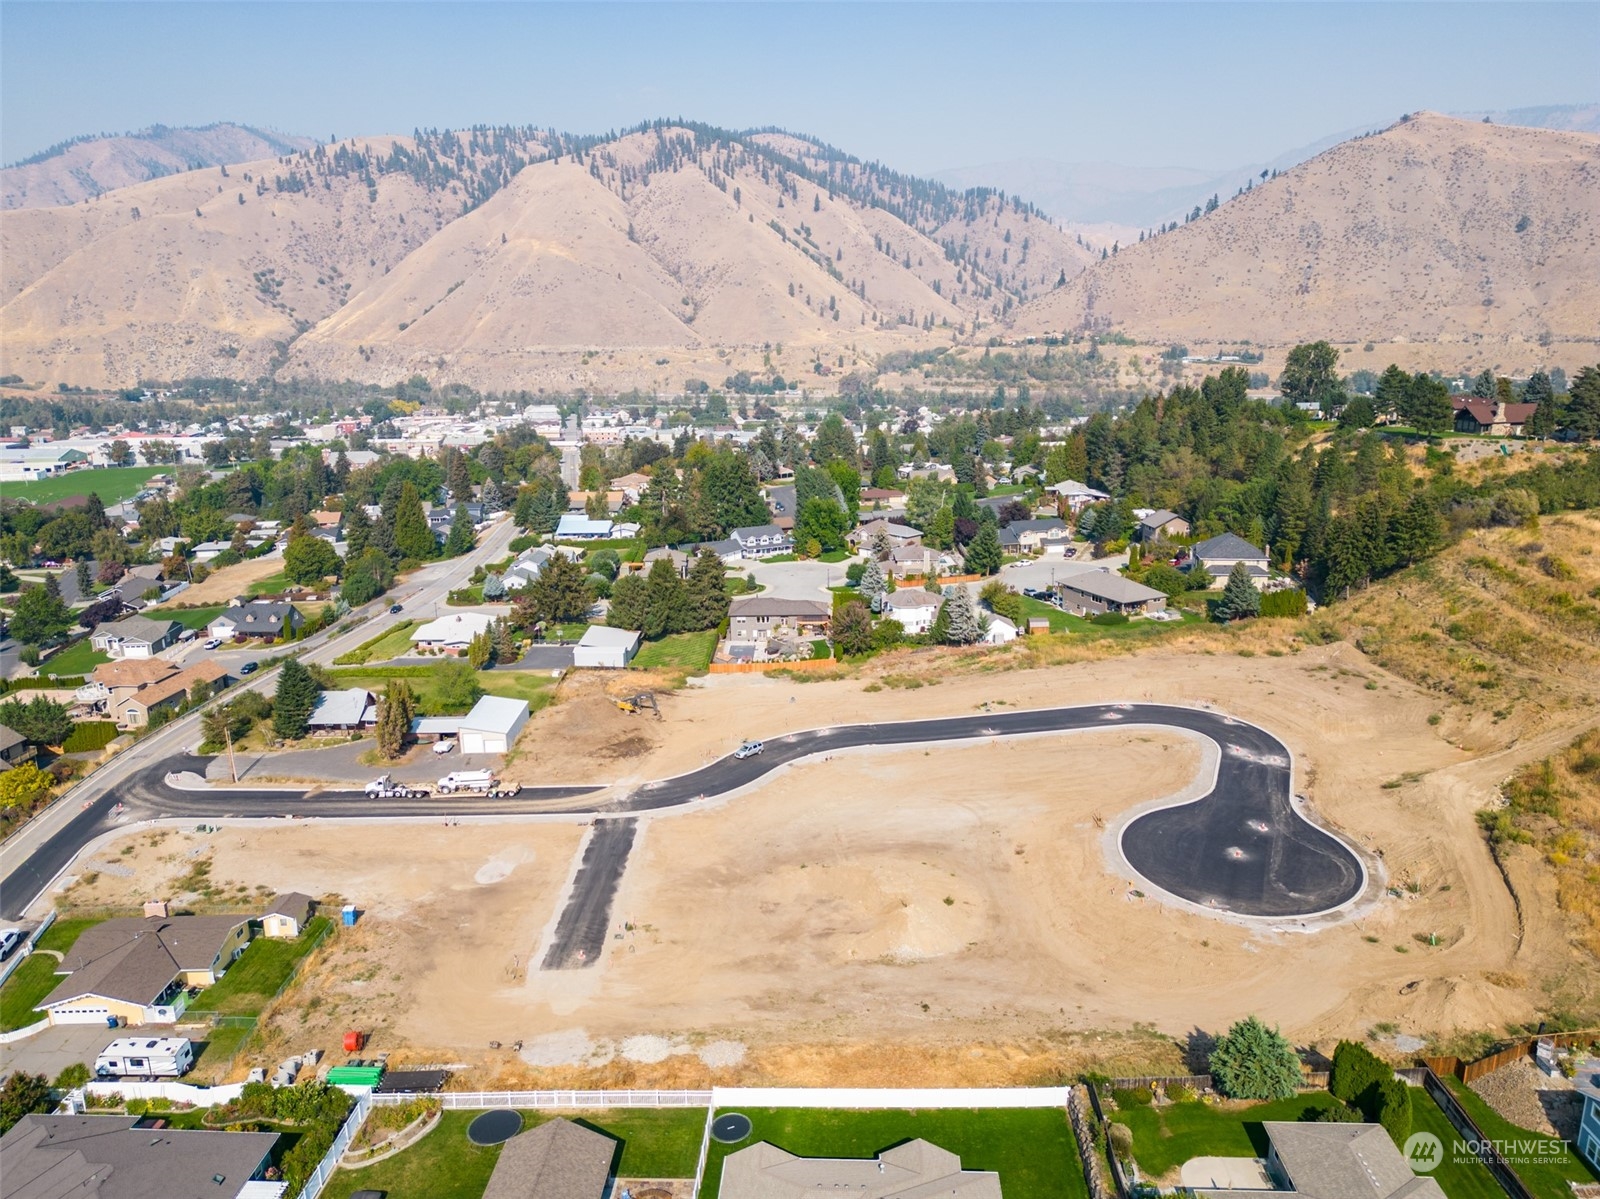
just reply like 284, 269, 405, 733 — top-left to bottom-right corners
2, 2, 1595, 174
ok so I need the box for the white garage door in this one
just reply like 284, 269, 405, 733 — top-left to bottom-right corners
50, 1006, 114, 1025
459, 732, 505, 755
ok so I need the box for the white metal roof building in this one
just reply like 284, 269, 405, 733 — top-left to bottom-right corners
306, 688, 377, 730
573, 625, 641, 669
410, 611, 494, 649
458, 695, 530, 755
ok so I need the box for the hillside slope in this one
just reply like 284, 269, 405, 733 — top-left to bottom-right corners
2, 123, 317, 209
1010, 113, 1600, 353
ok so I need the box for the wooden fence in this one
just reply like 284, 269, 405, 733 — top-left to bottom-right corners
1426, 1027, 1600, 1082
897, 573, 985, 587
707, 657, 840, 674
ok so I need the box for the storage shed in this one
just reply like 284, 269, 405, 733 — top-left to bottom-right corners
457, 696, 530, 755
572, 625, 641, 669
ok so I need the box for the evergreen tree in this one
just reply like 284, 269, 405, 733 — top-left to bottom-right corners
1569, 365, 1600, 440
607, 573, 649, 630
467, 629, 492, 669
526, 552, 592, 624
75, 559, 93, 597
963, 522, 1002, 576
392, 482, 437, 560
685, 548, 731, 630
643, 558, 690, 637
341, 548, 394, 606
1208, 1015, 1302, 1100
1215, 562, 1261, 621
444, 504, 476, 557
272, 660, 321, 740
7, 583, 72, 646
1470, 368, 1497, 398
941, 586, 983, 644
367, 510, 399, 563
700, 447, 771, 533
376, 679, 415, 759
1404, 373, 1453, 435
859, 557, 888, 606
493, 617, 517, 660
1373, 364, 1410, 421
482, 573, 507, 600
284, 528, 341, 584
1389, 492, 1442, 565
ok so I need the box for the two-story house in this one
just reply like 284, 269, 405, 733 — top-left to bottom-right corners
209, 600, 304, 642
726, 596, 832, 647
731, 524, 795, 559
1190, 532, 1271, 589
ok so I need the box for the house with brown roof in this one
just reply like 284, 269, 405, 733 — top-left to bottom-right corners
481, 1117, 616, 1199
1453, 397, 1537, 436
37, 913, 254, 1026
262, 892, 314, 939
113, 661, 227, 728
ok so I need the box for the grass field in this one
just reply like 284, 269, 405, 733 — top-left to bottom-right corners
160, 605, 228, 631
185, 917, 332, 1016
320, 1108, 705, 1199
818, 548, 852, 563
325, 664, 559, 716
34, 917, 96, 955
1407, 1087, 1505, 1199
3, 466, 166, 505
1442, 1078, 1600, 1193
1016, 594, 1205, 640
334, 621, 417, 665
631, 630, 717, 673
0, 953, 62, 1030
190, 1023, 254, 1083
1109, 1092, 1343, 1177
40, 640, 110, 677
246, 570, 290, 597
699, 1107, 1086, 1199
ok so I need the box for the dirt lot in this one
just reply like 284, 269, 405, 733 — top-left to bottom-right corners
149, 553, 283, 606
62, 637, 1598, 1086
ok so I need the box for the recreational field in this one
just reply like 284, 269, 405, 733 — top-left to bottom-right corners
318, 1108, 704, 1199
700, 1107, 1085, 1199
3, 465, 166, 505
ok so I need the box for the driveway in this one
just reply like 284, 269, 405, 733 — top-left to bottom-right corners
1, 1022, 113, 1079
744, 557, 855, 600
496, 645, 575, 671
202, 740, 503, 785
999, 554, 1118, 594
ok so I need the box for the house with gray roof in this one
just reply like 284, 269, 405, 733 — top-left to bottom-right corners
0, 1113, 279, 1199
306, 687, 377, 731
718, 1138, 1001, 1198
209, 601, 303, 641
37, 913, 254, 1027
89, 615, 181, 660
1054, 569, 1169, 617
1194, 1121, 1446, 1199
727, 596, 832, 646
997, 517, 1071, 555
0, 722, 36, 771
1191, 532, 1271, 589
1138, 509, 1191, 542
731, 524, 794, 559
481, 1117, 615, 1199
1575, 1057, 1600, 1168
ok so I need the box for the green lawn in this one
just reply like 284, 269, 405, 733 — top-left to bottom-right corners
34, 916, 97, 954
478, 672, 560, 711
155, 605, 228, 631
40, 640, 110, 676
0, 953, 63, 1031
1110, 1092, 1342, 1177
3, 465, 167, 505
190, 1023, 254, 1083
1442, 1077, 1600, 1193
818, 548, 852, 563
1017, 594, 1071, 632
185, 917, 331, 1016
1407, 1087, 1506, 1199
320, 1108, 704, 1199
699, 1107, 1085, 1199
246, 570, 290, 597
631, 630, 717, 673
334, 620, 417, 665
1016, 593, 1205, 640
325, 664, 558, 717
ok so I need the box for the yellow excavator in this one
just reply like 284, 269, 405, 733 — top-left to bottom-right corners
613, 692, 661, 717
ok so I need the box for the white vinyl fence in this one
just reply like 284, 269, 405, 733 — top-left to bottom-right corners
367, 1088, 714, 1109
299, 1089, 372, 1199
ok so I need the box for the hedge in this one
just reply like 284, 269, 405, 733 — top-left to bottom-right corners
1260, 589, 1309, 618
61, 722, 118, 753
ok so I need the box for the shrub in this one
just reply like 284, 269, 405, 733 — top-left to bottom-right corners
54, 1063, 90, 1090
1330, 1040, 1391, 1105
1209, 1015, 1303, 1100
1112, 1085, 1153, 1107
1165, 1083, 1194, 1103
1308, 1102, 1364, 1123
1108, 1122, 1134, 1154
1260, 589, 1308, 618
61, 722, 118, 753
1374, 1077, 1412, 1145
509, 534, 537, 553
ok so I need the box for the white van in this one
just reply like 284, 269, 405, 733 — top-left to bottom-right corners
95, 1036, 194, 1079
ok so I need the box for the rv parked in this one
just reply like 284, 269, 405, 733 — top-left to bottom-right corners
95, 1036, 194, 1080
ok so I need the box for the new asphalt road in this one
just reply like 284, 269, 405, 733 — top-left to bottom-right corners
1, 701, 1368, 984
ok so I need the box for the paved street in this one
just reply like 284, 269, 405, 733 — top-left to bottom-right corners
203, 740, 505, 785
743, 555, 858, 600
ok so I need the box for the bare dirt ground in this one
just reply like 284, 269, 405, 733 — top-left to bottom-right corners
63, 637, 1599, 1086
149, 553, 284, 606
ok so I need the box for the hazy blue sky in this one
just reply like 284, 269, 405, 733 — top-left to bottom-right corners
2, 2, 1594, 172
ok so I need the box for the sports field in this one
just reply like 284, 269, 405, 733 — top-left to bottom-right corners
4, 465, 166, 505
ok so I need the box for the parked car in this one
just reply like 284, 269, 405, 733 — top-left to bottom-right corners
734, 740, 764, 759
0, 928, 22, 959
202, 638, 221, 650
239, 661, 259, 675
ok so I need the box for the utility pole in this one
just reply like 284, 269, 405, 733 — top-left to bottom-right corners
222, 712, 239, 783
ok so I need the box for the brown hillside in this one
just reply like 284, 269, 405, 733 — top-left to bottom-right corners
2, 124, 317, 210
1011, 113, 1600, 357
2, 124, 1093, 391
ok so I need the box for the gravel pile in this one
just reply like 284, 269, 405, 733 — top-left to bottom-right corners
1468, 1058, 1580, 1139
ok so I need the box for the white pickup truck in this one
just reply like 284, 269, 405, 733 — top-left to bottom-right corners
436, 770, 497, 794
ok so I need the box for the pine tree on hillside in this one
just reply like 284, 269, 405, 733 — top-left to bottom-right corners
963, 522, 1002, 576
941, 586, 983, 645
685, 548, 730, 631
272, 660, 321, 740
643, 558, 689, 638
1215, 561, 1261, 622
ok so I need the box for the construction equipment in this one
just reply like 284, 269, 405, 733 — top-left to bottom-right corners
613, 692, 660, 717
